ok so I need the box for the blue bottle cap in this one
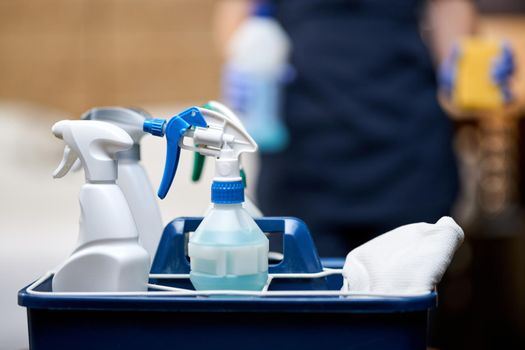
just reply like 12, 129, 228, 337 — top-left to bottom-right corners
211, 181, 245, 204
253, 0, 274, 17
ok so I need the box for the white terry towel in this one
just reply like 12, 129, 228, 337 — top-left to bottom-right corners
341, 216, 464, 294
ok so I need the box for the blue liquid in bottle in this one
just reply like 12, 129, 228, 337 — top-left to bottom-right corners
189, 203, 269, 291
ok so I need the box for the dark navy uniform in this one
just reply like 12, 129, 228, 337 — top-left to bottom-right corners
257, 0, 459, 256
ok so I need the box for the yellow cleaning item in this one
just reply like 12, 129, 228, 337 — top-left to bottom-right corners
454, 38, 503, 111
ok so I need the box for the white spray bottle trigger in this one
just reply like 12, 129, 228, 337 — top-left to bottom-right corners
52, 120, 133, 182
53, 145, 79, 178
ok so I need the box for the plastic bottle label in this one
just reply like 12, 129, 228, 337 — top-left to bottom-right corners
189, 241, 268, 276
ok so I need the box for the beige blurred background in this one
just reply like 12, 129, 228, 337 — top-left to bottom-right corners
1, 0, 525, 349
0, 0, 220, 114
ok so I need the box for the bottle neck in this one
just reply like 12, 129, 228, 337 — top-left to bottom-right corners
117, 144, 141, 162
212, 202, 243, 210
86, 179, 117, 185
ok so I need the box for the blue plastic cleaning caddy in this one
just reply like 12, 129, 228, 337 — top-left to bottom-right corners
18, 217, 436, 350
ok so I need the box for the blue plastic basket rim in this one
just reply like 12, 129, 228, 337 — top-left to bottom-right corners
18, 275, 437, 314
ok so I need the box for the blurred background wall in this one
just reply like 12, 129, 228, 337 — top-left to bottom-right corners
1, 0, 525, 349
0, 0, 219, 114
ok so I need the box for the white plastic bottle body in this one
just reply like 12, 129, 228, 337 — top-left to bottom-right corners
52, 184, 150, 292
223, 15, 291, 152
117, 160, 164, 263
188, 203, 269, 291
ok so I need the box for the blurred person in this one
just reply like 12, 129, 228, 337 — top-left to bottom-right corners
215, 0, 478, 256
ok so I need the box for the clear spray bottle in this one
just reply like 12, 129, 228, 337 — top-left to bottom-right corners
144, 106, 269, 291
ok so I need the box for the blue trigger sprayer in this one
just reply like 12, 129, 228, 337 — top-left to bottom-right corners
144, 107, 207, 199
144, 107, 269, 291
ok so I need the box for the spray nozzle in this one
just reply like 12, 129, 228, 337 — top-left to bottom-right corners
52, 120, 133, 182
81, 107, 151, 144
144, 104, 257, 200
192, 101, 251, 184
69, 107, 154, 173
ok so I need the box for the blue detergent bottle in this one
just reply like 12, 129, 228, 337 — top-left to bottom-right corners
144, 106, 269, 291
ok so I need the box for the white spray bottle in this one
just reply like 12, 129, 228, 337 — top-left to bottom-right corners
78, 107, 164, 263
51, 120, 150, 292
144, 107, 269, 291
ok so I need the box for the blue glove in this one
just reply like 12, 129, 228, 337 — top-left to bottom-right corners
438, 45, 460, 100
491, 43, 515, 103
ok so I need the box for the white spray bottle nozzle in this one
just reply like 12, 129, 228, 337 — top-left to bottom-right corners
194, 107, 257, 181
188, 107, 257, 159
81, 107, 150, 146
143, 105, 258, 199
70, 107, 151, 172
52, 120, 133, 182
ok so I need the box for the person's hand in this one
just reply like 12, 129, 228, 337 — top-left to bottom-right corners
438, 41, 516, 104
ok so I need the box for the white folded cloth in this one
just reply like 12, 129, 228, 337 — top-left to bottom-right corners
341, 216, 464, 294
